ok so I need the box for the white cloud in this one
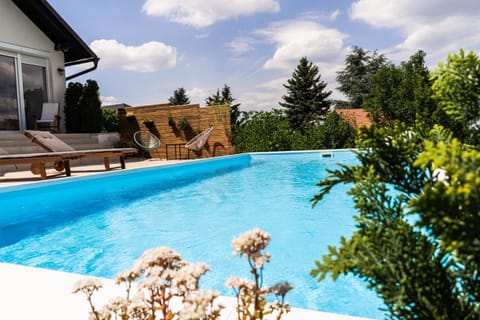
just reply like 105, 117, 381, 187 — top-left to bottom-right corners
141, 0, 280, 28
226, 37, 256, 54
349, 0, 480, 64
256, 20, 348, 70
239, 89, 284, 111
329, 9, 341, 21
90, 39, 177, 72
187, 87, 208, 104
100, 95, 121, 106
195, 33, 210, 39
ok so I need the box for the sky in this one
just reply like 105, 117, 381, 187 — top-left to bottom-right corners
48, 0, 480, 111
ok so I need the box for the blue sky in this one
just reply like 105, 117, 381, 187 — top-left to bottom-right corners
48, 0, 480, 111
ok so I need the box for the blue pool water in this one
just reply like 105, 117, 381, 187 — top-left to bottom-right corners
0, 151, 384, 319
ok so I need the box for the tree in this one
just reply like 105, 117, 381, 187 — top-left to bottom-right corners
79, 79, 102, 133
64, 79, 102, 133
303, 112, 356, 150
206, 84, 241, 126
168, 87, 190, 105
280, 57, 332, 133
64, 82, 83, 132
233, 109, 297, 153
363, 50, 441, 128
431, 49, 480, 145
311, 122, 480, 319
336, 46, 387, 108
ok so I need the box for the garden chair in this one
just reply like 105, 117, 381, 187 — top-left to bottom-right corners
34, 102, 61, 133
133, 131, 161, 158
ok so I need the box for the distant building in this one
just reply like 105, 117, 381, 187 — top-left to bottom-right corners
335, 108, 371, 130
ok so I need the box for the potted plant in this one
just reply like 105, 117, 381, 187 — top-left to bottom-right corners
176, 117, 190, 131
142, 119, 154, 128
126, 112, 136, 122
167, 114, 175, 126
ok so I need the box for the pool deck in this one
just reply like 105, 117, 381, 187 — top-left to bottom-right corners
0, 158, 373, 320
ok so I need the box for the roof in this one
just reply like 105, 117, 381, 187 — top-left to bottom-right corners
335, 108, 372, 129
11, 0, 98, 78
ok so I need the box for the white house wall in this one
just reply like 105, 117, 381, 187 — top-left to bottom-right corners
0, 0, 66, 129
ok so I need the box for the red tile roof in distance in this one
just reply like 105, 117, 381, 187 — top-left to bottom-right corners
335, 108, 372, 129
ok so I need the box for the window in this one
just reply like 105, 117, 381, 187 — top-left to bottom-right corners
0, 55, 19, 130
22, 63, 47, 130
0, 52, 48, 131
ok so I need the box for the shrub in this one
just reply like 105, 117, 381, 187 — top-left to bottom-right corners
101, 108, 118, 132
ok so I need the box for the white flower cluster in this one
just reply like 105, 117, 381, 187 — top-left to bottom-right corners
179, 290, 223, 320
73, 246, 221, 320
133, 246, 181, 272
227, 229, 292, 320
232, 228, 271, 257
231, 228, 272, 269
72, 277, 103, 294
73, 228, 291, 320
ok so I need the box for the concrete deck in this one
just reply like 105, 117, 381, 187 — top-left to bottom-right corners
0, 158, 373, 320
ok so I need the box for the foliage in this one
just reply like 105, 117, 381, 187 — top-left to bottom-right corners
64, 79, 102, 133
233, 109, 297, 153
279, 57, 332, 133
64, 82, 83, 132
311, 122, 480, 319
176, 117, 190, 131
300, 112, 356, 150
363, 50, 442, 128
206, 84, 241, 126
336, 46, 387, 108
168, 87, 191, 105
431, 49, 480, 145
101, 108, 118, 132
168, 113, 175, 126
79, 80, 103, 133
233, 109, 356, 153
73, 229, 291, 320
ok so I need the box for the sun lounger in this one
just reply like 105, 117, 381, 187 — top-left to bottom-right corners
0, 151, 84, 179
24, 130, 137, 171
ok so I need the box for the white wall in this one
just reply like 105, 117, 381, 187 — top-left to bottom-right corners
0, 0, 66, 130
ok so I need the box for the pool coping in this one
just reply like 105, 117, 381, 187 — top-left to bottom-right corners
0, 262, 373, 320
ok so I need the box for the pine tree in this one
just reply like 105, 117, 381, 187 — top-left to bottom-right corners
280, 57, 332, 133
64, 82, 83, 132
205, 89, 222, 106
64, 80, 102, 133
79, 79, 102, 133
206, 84, 241, 125
336, 46, 387, 108
168, 87, 190, 105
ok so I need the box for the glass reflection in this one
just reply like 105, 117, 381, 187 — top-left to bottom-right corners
23, 64, 47, 130
0, 55, 19, 130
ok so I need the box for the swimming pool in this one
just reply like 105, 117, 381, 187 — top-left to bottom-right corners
0, 151, 384, 319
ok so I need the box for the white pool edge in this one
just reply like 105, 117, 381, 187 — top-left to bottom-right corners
0, 263, 373, 320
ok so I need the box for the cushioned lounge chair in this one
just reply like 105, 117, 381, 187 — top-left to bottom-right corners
0, 151, 84, 179
24, 130, 137, 171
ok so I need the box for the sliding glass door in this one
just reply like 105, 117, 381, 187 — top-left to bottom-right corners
22, 63, 47, 130
0, 53, 48, 131
0, 55, 20, 131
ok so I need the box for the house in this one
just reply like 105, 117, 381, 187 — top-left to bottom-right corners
335, 108, 372, 130
0, 0, 98, 133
